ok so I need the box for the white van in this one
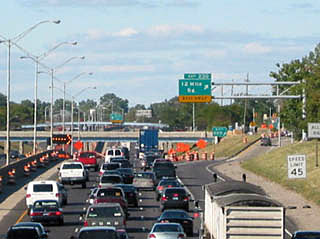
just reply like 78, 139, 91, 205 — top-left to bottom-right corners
25, 180, 68, 209
105, 148, 122, 163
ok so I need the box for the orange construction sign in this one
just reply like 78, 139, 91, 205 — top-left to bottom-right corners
196, 139, 207, 149
74, 141, 83, 151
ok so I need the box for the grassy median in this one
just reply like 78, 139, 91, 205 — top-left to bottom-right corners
187, 133, 261, 158
241, 140, 320, 205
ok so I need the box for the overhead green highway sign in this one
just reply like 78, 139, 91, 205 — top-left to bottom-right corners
110, 113, 123, 123
178, 79, 212, 103
184, 73, 211, 80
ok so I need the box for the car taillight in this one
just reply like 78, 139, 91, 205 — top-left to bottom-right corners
178, 233, 185, 238
168, 185, 173, 188
84, 221, 88, 226
26, 194, 31, 198
161, 220, 169, 223
183, 196, 189, 201
157, 186, 163, 191
173, 193, 179, 197
99, 172, 103, 176
98, 185, 101, 188
149, 234, 156, 238
123, 219, 126, 226
56, 193, 61, 198
161, 196, 167, 201
30, 212, 42, 216
55, 211, 62, 216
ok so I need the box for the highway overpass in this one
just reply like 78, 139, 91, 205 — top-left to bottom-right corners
0, 131, 213, 143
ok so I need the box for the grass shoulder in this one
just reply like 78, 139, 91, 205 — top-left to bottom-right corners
241, 140, 320, 205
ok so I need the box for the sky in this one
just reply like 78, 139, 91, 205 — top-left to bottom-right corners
0, 0, 319, 107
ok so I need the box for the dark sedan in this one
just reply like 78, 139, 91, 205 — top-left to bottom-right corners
114, 184, 138, 207
160, 187, 190, 212
117, 168, 134, 184
29, 200, 64, 225
158, 209, 194, 236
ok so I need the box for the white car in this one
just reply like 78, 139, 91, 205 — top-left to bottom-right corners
148, 223, 186, 239
25, 180, 67, 210
105, 148, 122, 163
58, 162, 88, 188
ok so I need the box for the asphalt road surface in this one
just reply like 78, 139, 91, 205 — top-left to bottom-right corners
0, 138, 296, 239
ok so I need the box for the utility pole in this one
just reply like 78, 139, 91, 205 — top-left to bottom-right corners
230, 79, 234, 105
192, 103, 195, 131
243, 73, 249, 133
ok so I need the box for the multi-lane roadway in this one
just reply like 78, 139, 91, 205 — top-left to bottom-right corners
0, 138, 296, 239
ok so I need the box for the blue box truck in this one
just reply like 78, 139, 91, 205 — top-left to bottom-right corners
139, 129, 159, 153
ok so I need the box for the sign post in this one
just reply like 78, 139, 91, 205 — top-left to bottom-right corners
308, 123, 320, 167
287, 155, 306, 179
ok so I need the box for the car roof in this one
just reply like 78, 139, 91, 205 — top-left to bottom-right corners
13, 222, 44, 228
89, 202, 121, 208
79, 226, 116, 232
28, 180, 57, 185
152, 222, 181, 227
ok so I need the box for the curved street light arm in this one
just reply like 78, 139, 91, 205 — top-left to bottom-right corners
66, 72, 93, 84
38, 41, 77, 60
54, 56, 85, 71
12, 20, 61, 43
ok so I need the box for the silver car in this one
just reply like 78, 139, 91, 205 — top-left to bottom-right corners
148, 223, 186, 239
82, 203, 126, 229
72, 226, 118, 239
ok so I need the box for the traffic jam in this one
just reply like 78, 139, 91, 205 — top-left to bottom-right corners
5, 144, 200, 239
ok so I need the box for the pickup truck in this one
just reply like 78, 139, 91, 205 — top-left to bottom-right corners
77, 151, 99, 171
58, 162, 88, 188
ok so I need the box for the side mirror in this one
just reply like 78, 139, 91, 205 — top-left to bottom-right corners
24, 186, 27, 190
57, 167, 60, 170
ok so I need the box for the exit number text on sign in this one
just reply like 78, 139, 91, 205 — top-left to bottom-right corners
287, 154, 306, 179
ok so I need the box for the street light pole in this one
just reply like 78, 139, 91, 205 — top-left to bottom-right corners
6, 40, 11, 165
50, 69, 54, 147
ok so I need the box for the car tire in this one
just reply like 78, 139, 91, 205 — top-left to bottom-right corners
82, 182, 86, 189
134, 202, 138, 207
64, 198, 68, 205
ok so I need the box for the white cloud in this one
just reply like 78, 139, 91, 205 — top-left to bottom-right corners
113, 28, 138, 37
202, 50, 227, 58
147, 24, 204, 37
243, 42, 272, 54
99, 65, 155, 72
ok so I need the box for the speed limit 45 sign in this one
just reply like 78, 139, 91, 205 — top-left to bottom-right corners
288, 155, 306, 179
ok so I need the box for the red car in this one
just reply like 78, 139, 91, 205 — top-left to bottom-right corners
77, 151, 99, 171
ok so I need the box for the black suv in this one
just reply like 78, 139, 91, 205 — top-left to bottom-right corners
160, 187, 190, 212
152, 161, 176, 185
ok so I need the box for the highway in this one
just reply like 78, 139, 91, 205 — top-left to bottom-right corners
0, 138, 296, 239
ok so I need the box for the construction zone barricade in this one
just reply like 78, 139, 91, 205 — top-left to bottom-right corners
23, 163, 31, 177
201, 152, 207, 160
210, 152, 215, 160
39, 156, 46, 168
7, 169, 16, 185
30, 160, 37, 172
193, 152, 199, 160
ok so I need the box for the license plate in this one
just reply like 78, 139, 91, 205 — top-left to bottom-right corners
173, 197, 178, 200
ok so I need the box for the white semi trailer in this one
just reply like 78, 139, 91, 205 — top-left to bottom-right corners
204, 181, 285, 239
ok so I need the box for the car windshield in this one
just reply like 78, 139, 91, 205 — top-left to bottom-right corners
62, 164, 82, 169
8, 228, 39, 239
118, 168, 132, 174
162, 211, 188, 218
153, 224, 181, 232
79, 230, 117, 239
294, 232, 320, 239
160, 181, 180, 187
97, 188, 123, 197
102, 164, 120, 170
115, 185, 135, 192
80, 152, 96, 158
87, 206, 123, 218
101, 176, 122, 184
154, 163, 174, 169
33, 184, 53, 192
135, 173, 153, 179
